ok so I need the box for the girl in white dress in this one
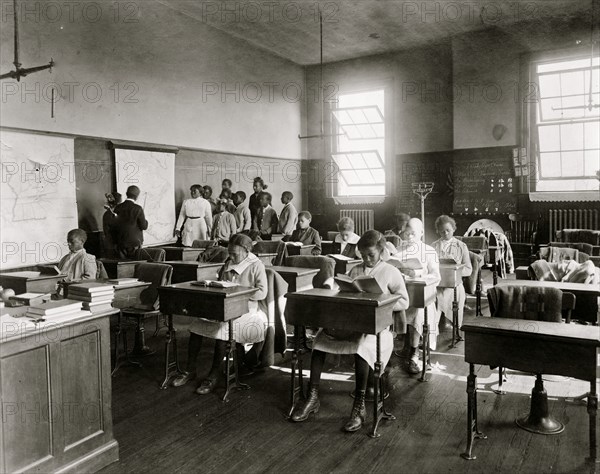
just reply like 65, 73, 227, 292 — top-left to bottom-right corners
171, 233, 268, 394
432, 215, 472, 329
174, 185, 213, 246
291, 230, 409, 432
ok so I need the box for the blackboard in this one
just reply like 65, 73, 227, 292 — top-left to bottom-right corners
452, 147, 517, 215
396, 151, 453, 217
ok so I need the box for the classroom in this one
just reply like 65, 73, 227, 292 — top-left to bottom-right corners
0, 0, 599, 473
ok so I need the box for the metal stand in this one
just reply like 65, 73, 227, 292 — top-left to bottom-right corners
461, 363, 487, 460
160, 314, 183, 389
369, 333, 395, 438
222, 320, 250, 402
450, 287, 463, 348
419, 306, 431, 382
412, 182, 434, 242
515, 374, 564, 434
288, 325, 305, 418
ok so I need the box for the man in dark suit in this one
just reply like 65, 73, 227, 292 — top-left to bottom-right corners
113, 185, 148, 259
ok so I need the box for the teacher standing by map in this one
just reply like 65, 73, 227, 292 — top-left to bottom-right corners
174, 184, 213, 246
114, 185, 148, 259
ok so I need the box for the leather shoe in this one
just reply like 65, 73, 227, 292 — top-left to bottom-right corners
291, 387, 320, 422
195, 378, 217, 395
172, 371, 195, 387
406, 359, 420, 375
344, 391, 366, 432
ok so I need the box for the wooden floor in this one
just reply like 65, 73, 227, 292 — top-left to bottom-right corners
100, 271, 596, 474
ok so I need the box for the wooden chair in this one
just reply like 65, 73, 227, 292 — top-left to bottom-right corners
133, 247, 166, 262
507, 214, 540, 267
487, 285, 575, 434
112, 263, 173, 375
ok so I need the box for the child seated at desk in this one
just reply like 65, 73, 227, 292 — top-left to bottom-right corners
432, 215, 472, 329
384, 212, 410, 240
391, 218, 441, 375
334, 217, 360, 258
288, 211, 321, 255
172, 233, 268, 394
291, 230, 409, 432
58, 229, 98, 282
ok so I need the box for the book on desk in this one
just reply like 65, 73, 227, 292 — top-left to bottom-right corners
191, 280, 239, 288
334, 274, 384, 293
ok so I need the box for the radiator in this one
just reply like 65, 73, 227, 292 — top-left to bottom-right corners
340, 210, 374, 235
549, 209, 599, 238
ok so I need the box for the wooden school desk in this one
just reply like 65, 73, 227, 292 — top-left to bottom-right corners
496, 280, 600, 324
285, 244, 317, 256
328, 256, 362, 276
163, 261, 224, 284
160, 246, 205, 262
0, 307, 119, 473
98, 258, 146, 278
439, 263, 465, 347
404, 278, 437, 382
461, 317, 599, 466
0, 271, 66, 294
269, 266, 319, 292
255, 253, 277, 266
285, 288, 401, 437
157, 283, 258, 401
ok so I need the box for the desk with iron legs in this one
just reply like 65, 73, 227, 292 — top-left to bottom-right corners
439, 263, 465, 348
157, 283, 258, 401
269, 266, 319, 292
461, 317, 599, 466
284, 289, 401, 437
404, 279, 438, 382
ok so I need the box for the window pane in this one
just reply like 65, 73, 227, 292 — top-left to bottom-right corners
538, 73, 561, 98
357, 170, 375, 185
585, 122, 600, 149
343, 125, 361, 140
365, 107, 383, 122
356, 124, 375, 139
352, 153, 367, 169
348, 108, 367, 123
584, 94, 600, 118
584, 150, 600, 175
540, 152, 561, 177
560, 123, 584, 150
539, 97, 562, 121
538, 125, 560, 151
538, 57, 599, 73
561, 151, 584, 176
560, 71, 585, 96
362, 151, 382, 168
333, 154, 352, 170
371, 169, 386, 184
342, 170, 360, 185
584, 69, 600, 94
559, 95, 587, 119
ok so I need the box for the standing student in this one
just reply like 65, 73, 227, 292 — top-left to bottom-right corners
249, 177, 266, 224
203, 185, 218, 215
289, 211, 322, 255
291, 230, 409, 431
277, 191, 298, 237
171, 234, 268, 393
432, 215, 472, 329
253, 191, 278, 239
58, 229, 98, 282
393, 218, 441, 375
102, 192, 121, 258
174, 184, 213, 246
233, 191, 252, 233
114, 185, 148, 259
334, 217, 360, 257
211, 199, 237, 242
221, 178, 233, 195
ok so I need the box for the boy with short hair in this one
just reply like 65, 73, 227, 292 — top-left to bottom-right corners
253, 192, 278, 239
211, 199, 237, 242
277, 191, 298, 237
233, 191, 252, 232
289, 211, 321, 255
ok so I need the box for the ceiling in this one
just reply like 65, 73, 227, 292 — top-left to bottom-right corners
156, 0, 594, 65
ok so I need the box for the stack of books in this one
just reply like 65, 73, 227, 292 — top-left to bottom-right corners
68, 282, 115, 313
26, 299, 85, 321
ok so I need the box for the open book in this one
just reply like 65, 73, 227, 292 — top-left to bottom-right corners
191, 280, 239, 288
285, 241, 304, 247
387, 257, 423, 271
439, 257, 460, 265
334, 274, 383, 294
328, 254, 354, 261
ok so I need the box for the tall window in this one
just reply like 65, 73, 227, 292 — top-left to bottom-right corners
530, 54, 599, 194
331, 89, 386, 197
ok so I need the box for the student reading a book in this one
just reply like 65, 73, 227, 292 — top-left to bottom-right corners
289, 211, 321, 255
334, 217, 360, 258
291, 230, 409, 432
384, 213, 410, 239
277, 191, 298, 237
172, 233, 268, 394
58, 229, 98, 282
174, 185, 213, 246
233, 191, 252, 233
253, 191, 278, 239
211, 199, 237, 242
392, 218, 441, 375
432, 215, 472, 329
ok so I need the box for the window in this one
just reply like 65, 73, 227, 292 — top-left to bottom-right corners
331, 89, 386, 197
529, 53, 599, 196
